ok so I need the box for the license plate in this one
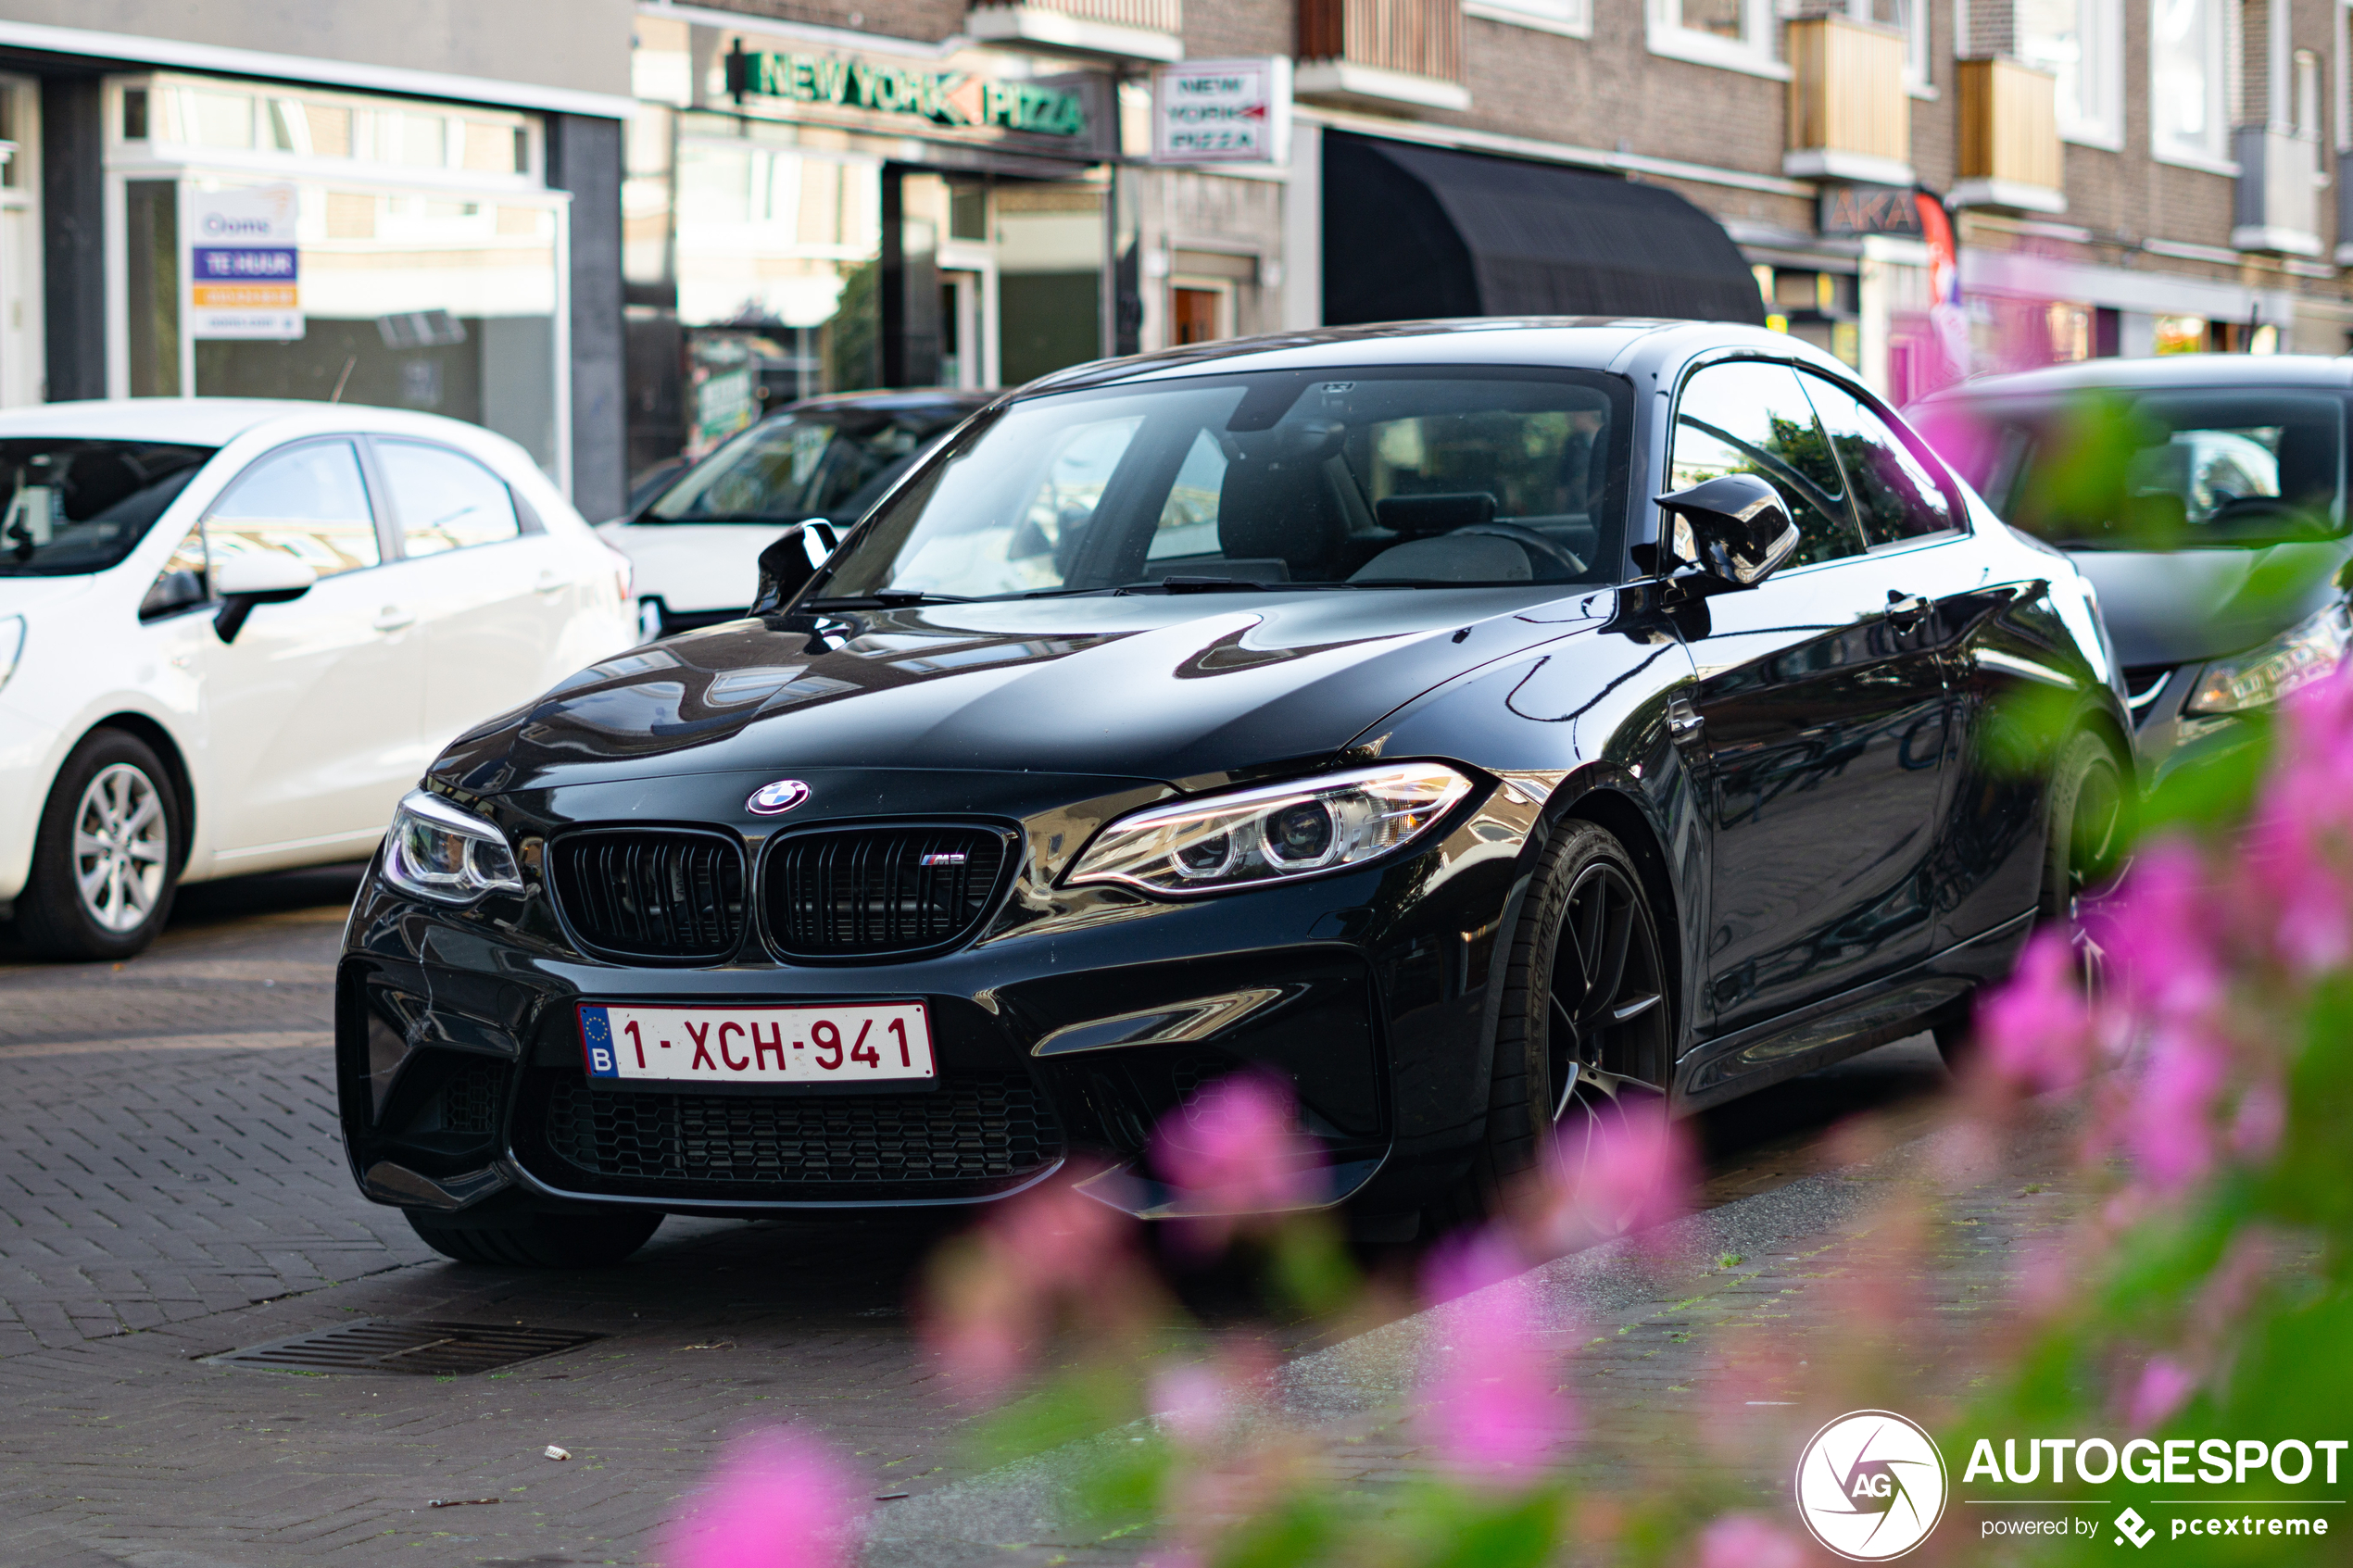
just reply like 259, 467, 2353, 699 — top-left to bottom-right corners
578, 1001, 936, 1086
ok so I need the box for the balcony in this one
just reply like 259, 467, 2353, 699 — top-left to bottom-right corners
2233, 129, 2322, 256
966, 0, 1185, 62
1953, 57, 2064, 212
1295, 0, 1470, 113
1783, 16, 1911, 186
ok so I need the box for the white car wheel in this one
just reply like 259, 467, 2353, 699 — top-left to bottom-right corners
72, 762, 170, 933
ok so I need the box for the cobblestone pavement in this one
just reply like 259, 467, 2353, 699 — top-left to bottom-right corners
0, 869, 2055, 1566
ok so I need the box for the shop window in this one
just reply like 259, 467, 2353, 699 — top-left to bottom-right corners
2017, 0, 2123, 146
379, 440, 522, 556
1645, 0, 1782, 76
124, 182, 179, 400
998, 182, 1105, 388
2151, 0, 2234, 167
1669, 361, 1862, 567
208, 440, 382, 579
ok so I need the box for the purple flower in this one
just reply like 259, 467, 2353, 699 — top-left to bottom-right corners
1418, 1269, 1577, 1483
1976, 927, 2097, 1094
2092, 840, 2225, 1022
2127, 1023, 2228, 1194
660, 1429, 861, 1568
1694, 1512, 1808, 1568
2126, 1356, 2198, 1433
1151, 1071, 1322, 1249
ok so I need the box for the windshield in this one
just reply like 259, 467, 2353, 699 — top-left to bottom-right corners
1914, 389, 2345, 549
810, 368, 1632, 601
647, 405, 976, 525
0, 440, 215, 576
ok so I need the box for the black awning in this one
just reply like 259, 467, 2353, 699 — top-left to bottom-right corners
1321, 132, 1767, 327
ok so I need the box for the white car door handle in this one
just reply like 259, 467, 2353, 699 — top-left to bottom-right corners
371, 607, 418, 633
533, 569, 568, 595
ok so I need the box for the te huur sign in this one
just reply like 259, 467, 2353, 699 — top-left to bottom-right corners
725, 44, 1091, 144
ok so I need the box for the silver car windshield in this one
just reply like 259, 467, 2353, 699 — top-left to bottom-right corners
810, 368, 1631, 600
0, 441, 216, 576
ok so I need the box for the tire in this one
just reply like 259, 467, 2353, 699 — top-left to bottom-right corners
407, 1208, 663, 1269
1438, 819, 1673, 1224
1935, 730, 2127, 1068
16, 729, 182, 961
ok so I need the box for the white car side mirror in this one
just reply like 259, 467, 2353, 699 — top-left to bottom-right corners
212, 552, 318, 644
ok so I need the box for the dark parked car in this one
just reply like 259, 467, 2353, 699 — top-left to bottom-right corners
1912, 356, 2353, 786
339, 320, 2129, 1266
600, 390, 993, 639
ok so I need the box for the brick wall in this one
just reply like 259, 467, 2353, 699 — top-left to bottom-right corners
686, 0, 970, 44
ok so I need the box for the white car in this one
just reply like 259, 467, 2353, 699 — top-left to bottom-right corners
601, 390, 990, 638
0, 399, 636, 960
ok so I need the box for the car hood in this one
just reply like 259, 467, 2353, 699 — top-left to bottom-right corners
2067, 541, 2350, 667
429, 587, 1613, 797
0, 575, 99, 619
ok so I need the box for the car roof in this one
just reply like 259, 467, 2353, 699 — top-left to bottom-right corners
780, 389, 997, 415
0, 397, 530, 451
1012, 317, 1841, 395
1916, 353, 2353, 408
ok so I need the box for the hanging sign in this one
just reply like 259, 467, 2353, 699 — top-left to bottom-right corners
1151, 58, 1291, 164
724, 44, 1092, 141
189, 184, 302, 340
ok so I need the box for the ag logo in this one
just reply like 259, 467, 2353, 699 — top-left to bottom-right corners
1795, 1410, 1948, 1560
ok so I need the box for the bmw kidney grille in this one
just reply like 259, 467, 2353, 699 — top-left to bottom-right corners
549, 829, 749, 961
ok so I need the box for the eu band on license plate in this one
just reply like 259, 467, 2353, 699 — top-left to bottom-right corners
578, 1002, 936, 1086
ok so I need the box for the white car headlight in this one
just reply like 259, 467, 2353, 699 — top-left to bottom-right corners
2185, 601, 2352, 716
382, 789, 525, 904
1065, 763, 1476, 897
0, 615, 23, 694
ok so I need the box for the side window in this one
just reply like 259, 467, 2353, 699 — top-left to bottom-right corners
139, 524, 210, 619
1668, 361, 1864, 568
1799, 374, 1960, 546
208, 439, 382, 579
379, 439, 522, 557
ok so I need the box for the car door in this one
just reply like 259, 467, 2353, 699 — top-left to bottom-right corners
1667, 359, 1952, 1035
370, 436, 574, 752
186, 436, 430, 859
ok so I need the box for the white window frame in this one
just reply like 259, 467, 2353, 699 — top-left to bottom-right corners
2011, 0, 2125, 149
1847, 0, 1934, 94
1465, 0, 1593, 41
1644, 0, 1789, 80
2151, 0, 2239, 172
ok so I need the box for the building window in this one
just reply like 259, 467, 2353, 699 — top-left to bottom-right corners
2015, 0, 2123, 146
1853, 0, 1931, 89
2151, 0, 2234, 167
1645, 0, 1785, 77
1464, 0, 1593, 40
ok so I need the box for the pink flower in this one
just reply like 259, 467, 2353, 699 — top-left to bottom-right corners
2246, 673, 2353, 973
2093, 840, 2226, 1022
1151, 1072, 1322, 1250
1151, 1341, 1271, 1449
1531, 1099, 1696, 1253
2232, 1077, 2286, 1162
2126, 1357, 2198, 1433
920, 1178, 1140, 1394
2127, 1023, 2228, 1193
660, 1429, 862, 1568
1418, 1269, 1577, 1483
1694, 1512, 1808, 1568
1975, 927, 2098, 1094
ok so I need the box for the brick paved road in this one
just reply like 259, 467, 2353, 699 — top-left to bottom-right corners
0, 868, 2035, 1567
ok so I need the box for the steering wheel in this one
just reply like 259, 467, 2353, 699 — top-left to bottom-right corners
1451, 522, 1588, 582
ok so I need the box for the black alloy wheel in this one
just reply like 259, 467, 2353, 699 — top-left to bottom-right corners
1442, 819, 1673, 1225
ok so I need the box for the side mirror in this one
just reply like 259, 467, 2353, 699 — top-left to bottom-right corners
1653, 474, 1800, 593
750, 520, 839, 615
211, 552, 318, 644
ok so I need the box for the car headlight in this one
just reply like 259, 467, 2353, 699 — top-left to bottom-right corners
382, 789, 525, 904
0, 615, 22, 694
2185, 602, 2352, 716
1064, 762, 1476, 897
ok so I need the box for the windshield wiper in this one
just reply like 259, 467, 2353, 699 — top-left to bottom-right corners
805, 590, 972, 609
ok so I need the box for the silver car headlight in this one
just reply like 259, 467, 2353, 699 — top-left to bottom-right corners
1064, 762, 1476, 897
2185, 602, 2352, 716
382, 789, 525, 904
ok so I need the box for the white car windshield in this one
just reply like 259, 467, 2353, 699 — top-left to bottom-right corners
808, 367, 1632, 601
0, 441, 216, 576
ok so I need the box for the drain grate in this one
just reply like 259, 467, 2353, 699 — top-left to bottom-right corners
204, 1319, 603, 1376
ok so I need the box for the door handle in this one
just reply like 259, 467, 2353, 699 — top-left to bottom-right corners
1885, 591, 1931, 627
1667, 696, 1705, 742
371, 607, 418, 633
533, 569, 568, 595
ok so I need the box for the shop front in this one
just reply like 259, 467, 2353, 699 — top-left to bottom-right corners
624, 14, 1123, 472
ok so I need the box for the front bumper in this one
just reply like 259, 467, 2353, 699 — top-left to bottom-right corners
335, 765, 1540, 1221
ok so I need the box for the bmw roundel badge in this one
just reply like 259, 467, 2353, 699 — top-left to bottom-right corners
747, 779, 812, 816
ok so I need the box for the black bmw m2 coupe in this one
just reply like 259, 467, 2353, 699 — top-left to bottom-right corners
338, 320, 2130, 1266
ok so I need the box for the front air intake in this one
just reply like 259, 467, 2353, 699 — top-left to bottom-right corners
761, 823, 1014, 959
548, 829, 748, 962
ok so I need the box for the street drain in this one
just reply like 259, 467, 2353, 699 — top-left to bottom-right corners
205, 1319, 603, 1376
